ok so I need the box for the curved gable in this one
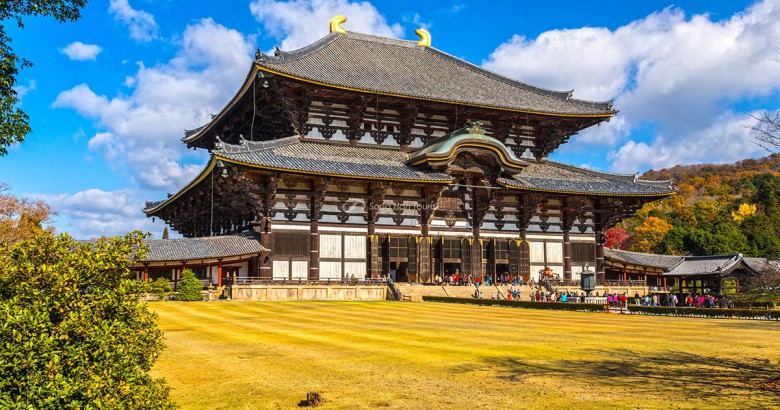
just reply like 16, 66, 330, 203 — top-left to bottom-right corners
408, 125, 529, 173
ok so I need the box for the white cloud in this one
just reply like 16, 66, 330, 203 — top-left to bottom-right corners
483, 1, 780, 169
609, 110, 768, 172
249, 0, 403, 50
14, 80, 36, 100
36, 188, 160, 239
53, 18, 253, 190
109, 0, 159, 42
60, 42, 102, 60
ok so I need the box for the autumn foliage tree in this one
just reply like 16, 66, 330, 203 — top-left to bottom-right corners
614, 155, 780, 257
631, 216, 672, 253
604, 226, 631, 250
0, 182, 55, 245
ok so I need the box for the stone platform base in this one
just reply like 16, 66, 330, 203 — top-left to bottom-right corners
395, 283, 651, 302
230, 284, 387, 301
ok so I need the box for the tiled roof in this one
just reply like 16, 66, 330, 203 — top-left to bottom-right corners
214, 136, 452, 182
744, 257, 780, 273
604, 248, 682, 269
663, 255, 757, 277
499, 161, 675, 196
256, 31, 615, 116
142, 232, 267, 263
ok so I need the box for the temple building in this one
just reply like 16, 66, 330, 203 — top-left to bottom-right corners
143, 17, 675, 285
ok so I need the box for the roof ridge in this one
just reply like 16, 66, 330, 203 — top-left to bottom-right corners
543, 160, 639, 182
145, 232, 259, 242
680, 254, 741, 261
257, 32, 341, 64
261, 30, 615, 110
424, 47, 574, 101
216, 136, 300, 153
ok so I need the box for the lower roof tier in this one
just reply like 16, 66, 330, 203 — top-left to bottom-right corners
146, 134, 673, 215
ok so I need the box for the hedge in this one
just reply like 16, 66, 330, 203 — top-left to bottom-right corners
422, 296, 607, 312
629, 305, 780, 320
732, 300, 777, 309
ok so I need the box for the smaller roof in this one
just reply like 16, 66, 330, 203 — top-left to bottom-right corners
604, 248, 682, 269
663, 254, 759, 277
499, 161, 674, 197
141, 232, 267, 263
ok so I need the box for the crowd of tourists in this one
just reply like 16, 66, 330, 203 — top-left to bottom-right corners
630, 291, 735, 308
435, 273, 526, 287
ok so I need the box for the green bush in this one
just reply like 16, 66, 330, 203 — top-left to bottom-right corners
422, 296, 607, 312
177, 269, 203, 301
0, 232, 174, 408
149, 277, 173, 299
629, 305, 780, 320
731, 299, 777, 309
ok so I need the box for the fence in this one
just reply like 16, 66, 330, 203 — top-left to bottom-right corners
598, 279, 646, 287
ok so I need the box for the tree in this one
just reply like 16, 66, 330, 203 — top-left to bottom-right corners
162, 226, 169, 239
631, 216, 672, 253
0, 231, 174, 408
750, 111, 780, 153
149, 277, 173, 299
0, 182, 55, 245
604, 226, 631, 249
176, 269, 203, 301
656, 226, 687, 255
735, 261, 780, 309
0, 1, 88, 155
731, 203, 757, 222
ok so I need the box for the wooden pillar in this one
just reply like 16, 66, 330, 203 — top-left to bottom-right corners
622, 270, 627, 283
259, 230, 274, 279
472, 220, 482, 281
143, 264, 149, 281
736, 279, 740, 293
217, 260, 223, 287
310, 218, 319, 280
563, 231, 572, 280
595, 231, 605, 282
663, 277, 667, 291
309, 180, 327, 281
367, 217, 380, 278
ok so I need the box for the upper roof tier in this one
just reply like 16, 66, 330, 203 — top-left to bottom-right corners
254, 31, 615, 117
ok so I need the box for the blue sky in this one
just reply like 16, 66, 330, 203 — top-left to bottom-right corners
1, 0, 777, 238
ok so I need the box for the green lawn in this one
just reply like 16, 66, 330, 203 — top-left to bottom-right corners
151, 301, 780, 409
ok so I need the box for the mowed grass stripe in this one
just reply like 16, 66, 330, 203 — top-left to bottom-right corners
162, 303, 508, 365
151, 302, 780, 409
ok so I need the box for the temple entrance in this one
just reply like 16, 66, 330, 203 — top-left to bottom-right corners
441, 262, 461, 283
390, 262, 409, 282
496, 263, 509, 277
222, 267, 239, 286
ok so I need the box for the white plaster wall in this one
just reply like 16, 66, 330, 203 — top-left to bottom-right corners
530, 241, 545, 263
320, 261, 341, 279
291, 261, 308, 279
546, 242, 564, 264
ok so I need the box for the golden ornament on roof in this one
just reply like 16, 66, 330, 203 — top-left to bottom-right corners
330, 15, 347, 34
415, 28, 431, 47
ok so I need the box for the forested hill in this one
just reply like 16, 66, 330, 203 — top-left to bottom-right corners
605, 154, 780, 258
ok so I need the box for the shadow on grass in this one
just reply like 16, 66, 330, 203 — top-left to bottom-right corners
456, 349, 780, 403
